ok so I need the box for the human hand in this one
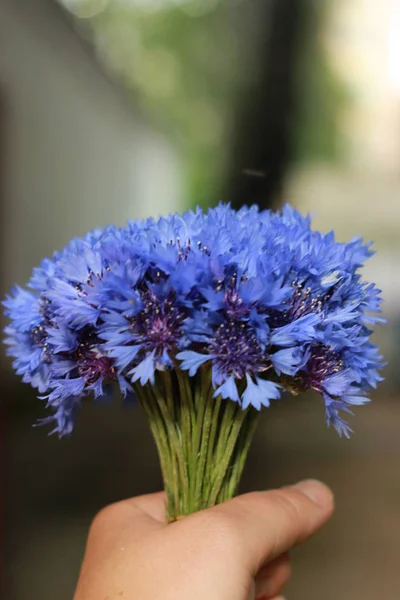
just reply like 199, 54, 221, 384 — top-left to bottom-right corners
74, 479, 334, 600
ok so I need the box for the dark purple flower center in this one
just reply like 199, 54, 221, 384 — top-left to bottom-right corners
30, 323, 53, 364
28, 297, 57, 359
209, 320, 266, 379
31, 324, 47, 347
300, 343, 343, 392
130, 288, 186, 355
225, 288, 249, 319
269, 281, 334, 327
71, 328, 116, 385
57, 327, 116, 386
76, 347, 116, 386
31, 303, 55, 364
215, 272, 251, 318
290, 283, 325, 319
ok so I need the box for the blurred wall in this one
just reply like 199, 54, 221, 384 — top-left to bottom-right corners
283, 0, 400, 387
0, 0, 181, 304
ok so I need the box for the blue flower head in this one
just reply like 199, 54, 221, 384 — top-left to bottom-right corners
3, 204, 384, 437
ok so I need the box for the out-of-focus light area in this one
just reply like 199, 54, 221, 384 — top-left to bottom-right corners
1, 1, 400, 599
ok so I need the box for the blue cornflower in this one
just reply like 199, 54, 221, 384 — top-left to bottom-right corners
3, 203, 384, 437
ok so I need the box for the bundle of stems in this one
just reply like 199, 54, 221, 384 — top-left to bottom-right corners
135, 367, 259, 521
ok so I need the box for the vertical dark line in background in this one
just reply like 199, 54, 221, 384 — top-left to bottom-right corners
0, 88, 5, 600
226, 0, 310, 211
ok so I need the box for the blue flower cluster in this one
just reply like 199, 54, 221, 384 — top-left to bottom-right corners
4, 204, 384, 437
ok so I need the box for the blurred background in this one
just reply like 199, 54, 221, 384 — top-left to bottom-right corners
1, 0, 399, 597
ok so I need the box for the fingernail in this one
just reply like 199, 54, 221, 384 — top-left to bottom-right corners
293, 479, 334, 507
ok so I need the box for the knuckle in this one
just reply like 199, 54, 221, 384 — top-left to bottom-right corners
267, 489, 304, 523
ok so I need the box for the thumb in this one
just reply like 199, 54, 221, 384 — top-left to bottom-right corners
198, 479, 334, 575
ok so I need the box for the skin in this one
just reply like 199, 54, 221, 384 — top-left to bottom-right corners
74, 479, 334, 600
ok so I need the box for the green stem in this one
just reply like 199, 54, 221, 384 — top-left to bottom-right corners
193, 373, 214, 508
175, 369, 193, 459
161, 370, 175, 421
153, 380, 190, 514
206, 393, 222, 469
136, 369, 260, 521
208, 407, 249, 507
135, 384, 177, 517
226, 408, 259, 500
214, 399, 237, 465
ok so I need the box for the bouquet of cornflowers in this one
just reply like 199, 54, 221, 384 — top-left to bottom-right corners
4, 204, 383, 521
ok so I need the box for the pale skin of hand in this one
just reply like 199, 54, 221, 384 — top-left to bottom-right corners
74, 479, 334, 600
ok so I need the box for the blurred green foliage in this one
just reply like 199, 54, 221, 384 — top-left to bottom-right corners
63, 0, 349, 206
77, 0, 248, 208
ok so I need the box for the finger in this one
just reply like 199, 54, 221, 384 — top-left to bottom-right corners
254, 553, 291, 598
203, 479, 334, 574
